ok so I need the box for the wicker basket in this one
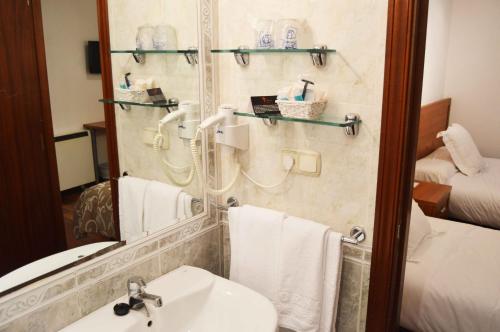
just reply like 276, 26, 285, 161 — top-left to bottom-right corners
276, 99, 327, 119
114, 88, 150, 103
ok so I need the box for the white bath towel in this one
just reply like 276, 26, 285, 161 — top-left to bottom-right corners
176, 192, 187, 221
278, 216, 330, 332
118, 176, 149, 243
183, 193, 194, 219
143, 180, 182, 234
229, 205, 286, 305
320, 231, 343, 332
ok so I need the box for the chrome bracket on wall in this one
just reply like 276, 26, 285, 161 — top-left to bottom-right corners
132, 52, 146, 64
344, 113, 360, 136
234, 46, 250, 66
262, 118, 278, 127
310, 45, 329, 68
118, 103, 132, 111
184, 47, 199, 65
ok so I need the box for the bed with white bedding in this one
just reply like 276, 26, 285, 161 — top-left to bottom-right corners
416, 151, 500, 228
415, 99, 500, 229
401, 217, 500, 332
447, 158, 500, 227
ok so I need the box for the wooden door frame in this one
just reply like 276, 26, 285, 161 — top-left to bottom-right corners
366, 0, 429, 331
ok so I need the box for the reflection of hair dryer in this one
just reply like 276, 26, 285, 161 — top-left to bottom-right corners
154, 101, 200, 151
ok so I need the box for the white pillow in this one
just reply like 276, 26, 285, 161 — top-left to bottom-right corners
407, 201, 431, 259
438, 123, 485, 176
414, 147, 458, 184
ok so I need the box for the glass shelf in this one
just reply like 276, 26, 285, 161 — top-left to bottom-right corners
233, 112, 360, 128
111, 49, 198, 54
211, 46, 335, 67
211, 48, 336, 54
110, 49, 198, 65
99, 99, 178, 109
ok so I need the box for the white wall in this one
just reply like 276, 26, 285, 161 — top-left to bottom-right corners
421, 0, 452, 105
41, 0, 104, 136
422, 0, 500, 157
443, 0, 500, 158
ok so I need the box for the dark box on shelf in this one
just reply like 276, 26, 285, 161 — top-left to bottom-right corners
250, 96, 281, 117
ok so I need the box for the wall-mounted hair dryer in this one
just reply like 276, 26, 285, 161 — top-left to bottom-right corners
191, 104, 293, 195
199, 105, 249, 150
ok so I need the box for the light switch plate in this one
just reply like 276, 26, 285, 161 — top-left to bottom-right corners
282, 149, 321, 176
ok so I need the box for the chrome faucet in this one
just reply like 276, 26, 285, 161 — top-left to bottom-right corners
127, 277, 163, 317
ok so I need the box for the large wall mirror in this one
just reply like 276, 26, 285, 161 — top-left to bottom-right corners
0, 0, 205, 295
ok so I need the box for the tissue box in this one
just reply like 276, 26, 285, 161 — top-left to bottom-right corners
276, 100, 327, 119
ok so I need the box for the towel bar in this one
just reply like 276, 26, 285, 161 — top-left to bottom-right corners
341, 226, 365, 245
218, 197, 240, 211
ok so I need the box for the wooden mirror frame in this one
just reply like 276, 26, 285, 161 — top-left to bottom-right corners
97, 0, 121, 238
366, 0, 429, 330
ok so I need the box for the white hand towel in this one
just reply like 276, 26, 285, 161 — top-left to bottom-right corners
143, 180, 182, 234
320, 231, 343, 332
229, 205, 286, 305
118, 176, 150, 243
183, 194, 194, 219
278, 216, 330, 332
176, 192, 187, 221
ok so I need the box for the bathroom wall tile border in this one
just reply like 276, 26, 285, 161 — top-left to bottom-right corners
0, 216, 218, 326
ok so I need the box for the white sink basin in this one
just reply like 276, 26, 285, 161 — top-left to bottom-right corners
61, 266, 277, 332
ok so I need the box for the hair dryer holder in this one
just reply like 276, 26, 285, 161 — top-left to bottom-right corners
215, 123, 249, 150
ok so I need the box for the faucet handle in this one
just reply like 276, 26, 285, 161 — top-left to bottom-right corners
127, 276, 146, 296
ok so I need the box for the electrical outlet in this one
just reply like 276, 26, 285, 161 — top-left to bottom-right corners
282, 149, 321, 176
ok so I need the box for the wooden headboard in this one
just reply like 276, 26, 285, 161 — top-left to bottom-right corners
416, 98, 451, 159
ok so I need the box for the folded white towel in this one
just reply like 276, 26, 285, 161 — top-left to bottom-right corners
183, 193, 194, 219
229, 205, 286, 304
143, 180, 182, 234
176, 192, 187, 221
320, 231, 343, 332
279, 216, 330, 332
118, 176, 150, 243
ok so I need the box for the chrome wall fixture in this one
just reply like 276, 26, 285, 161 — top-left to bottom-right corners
310, 44, 328, 67
342, 226, 366, 245
344, 113, 361, 137
234, 46, 250, 66
131, 49, 199, 65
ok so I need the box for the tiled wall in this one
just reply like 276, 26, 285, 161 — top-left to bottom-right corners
216, 0, 388, 245
0, 218, 219, 332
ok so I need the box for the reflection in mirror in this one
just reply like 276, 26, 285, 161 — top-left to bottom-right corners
401, 1, 500, 330
0, 0, 121, 294
107, 0, 204, 244
0, 0, 205, 295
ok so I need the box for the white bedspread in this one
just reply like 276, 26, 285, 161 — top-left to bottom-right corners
448, 158, 500, 228
401, 218, 500, 332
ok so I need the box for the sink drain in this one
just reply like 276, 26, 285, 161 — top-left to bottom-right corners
147, 320, 153, 327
